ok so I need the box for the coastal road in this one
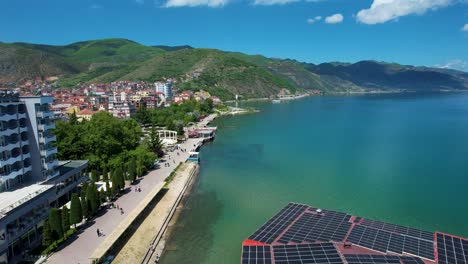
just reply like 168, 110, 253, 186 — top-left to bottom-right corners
45, 135, 213, 264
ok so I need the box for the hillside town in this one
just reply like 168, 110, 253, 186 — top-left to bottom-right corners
13, 79, 222, 121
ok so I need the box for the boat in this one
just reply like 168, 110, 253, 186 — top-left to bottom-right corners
272, 99, 281, 104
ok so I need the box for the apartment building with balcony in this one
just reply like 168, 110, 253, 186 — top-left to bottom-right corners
0, 91, 88, 263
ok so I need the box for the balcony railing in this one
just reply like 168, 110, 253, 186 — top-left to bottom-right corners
43, 160, 59, 170
0, 168, 24, 180
41, 147, 58, 157
0, 155, 22, 168
6, 209, 48, 242
36, 111, 54, 119
0, 127, 19, 136
0, 113, 21, 121
38, 123, 55, 131
23, 165, 32, 173
39, 135, 56, 144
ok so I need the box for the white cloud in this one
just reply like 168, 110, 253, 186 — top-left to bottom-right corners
164, 0, 227, 7
306, 16, 322, 24
325, 13, 343, 24
356, 0, 454, 24
462, 23, 468, 31
436, 60, 468, 72
253, 0, 299, 5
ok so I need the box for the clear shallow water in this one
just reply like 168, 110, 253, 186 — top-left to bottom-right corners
161, 93, 468, 264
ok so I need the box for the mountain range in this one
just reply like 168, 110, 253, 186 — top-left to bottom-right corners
1, 38, 467, 100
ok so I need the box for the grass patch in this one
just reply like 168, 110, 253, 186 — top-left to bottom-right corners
164, 162, 184, 188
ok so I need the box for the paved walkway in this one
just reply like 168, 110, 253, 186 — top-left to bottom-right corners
45, 137, 210, 264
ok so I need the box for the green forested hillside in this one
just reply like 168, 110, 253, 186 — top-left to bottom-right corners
1, 38, 467, 100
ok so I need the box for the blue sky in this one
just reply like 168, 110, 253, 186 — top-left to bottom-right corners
1, 0, 467, 70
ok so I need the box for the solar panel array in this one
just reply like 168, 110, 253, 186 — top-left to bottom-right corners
344, 254, 426, 264
242, 203, 468, 264
361, 219, 434, 241
242, 246, 272, 264
273, 242, 343, 264
344, 254, 401, 264
399, 256, 426, 264
347, 223, 434, 260
436, 233, 468, 264
277, 211, 352, 244
248, 203, 308, 244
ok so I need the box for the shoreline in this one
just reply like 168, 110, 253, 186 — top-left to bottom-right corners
222, 89, 468, 104
110, 114, 218, 264
148, 161, 200, 263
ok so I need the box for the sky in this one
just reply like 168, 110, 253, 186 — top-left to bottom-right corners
1, 0, 467, 71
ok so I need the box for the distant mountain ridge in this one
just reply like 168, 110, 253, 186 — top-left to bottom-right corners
0, 38, 467, 100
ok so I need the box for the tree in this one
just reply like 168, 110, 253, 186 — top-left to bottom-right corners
69, 111, 78, 125
61, 206, 70, 232
147, 126, 164, 157
91, 170, 99, 182
105, 179, 111, 198
111, 177, 119, 196
55, 111, 142, 169
69, 193, 83, 228
201, 98, 214, 113
49, 208, 63, 239
81, 182, 89, 220
134, 105, 152, 125
113, 167, 125, 191
137, 165, 143, 178
99, 189, 107, 204
42, 220, 53, 247
86, 182, 100, 215
102, 166, 108, 182
127, 158, 136, 183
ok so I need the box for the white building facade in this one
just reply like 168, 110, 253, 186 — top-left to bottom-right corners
0, 91, 88, 263
154, 82, 173, 100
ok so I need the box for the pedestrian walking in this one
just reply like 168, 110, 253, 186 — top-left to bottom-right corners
117, 204, 119, 210
120, 208, 124, 215
97, 228, 100, 237
138, 186, 141, 192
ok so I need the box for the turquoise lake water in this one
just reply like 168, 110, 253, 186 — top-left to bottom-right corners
160, 93, 468, 264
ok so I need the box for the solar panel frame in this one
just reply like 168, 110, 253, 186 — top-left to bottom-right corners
360, 218, 434, 242
343, 254, 401, 264
273, 242, 344, 264
242, 245, 272, 264
436, 233, 468, 264
346, 225, 434, 260
248, 203, 308, 244
277, 210, 352, 244
400, 256, 426, 264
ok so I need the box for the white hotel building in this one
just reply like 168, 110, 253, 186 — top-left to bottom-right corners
0, 91, 87, 263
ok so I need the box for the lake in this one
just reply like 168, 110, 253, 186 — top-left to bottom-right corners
160, 93, 468, 264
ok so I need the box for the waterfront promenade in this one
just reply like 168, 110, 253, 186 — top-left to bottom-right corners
45, 114, 217, 264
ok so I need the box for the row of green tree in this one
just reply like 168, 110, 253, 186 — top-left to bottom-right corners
42, 164, 139, 250
134, 98, 214, 132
